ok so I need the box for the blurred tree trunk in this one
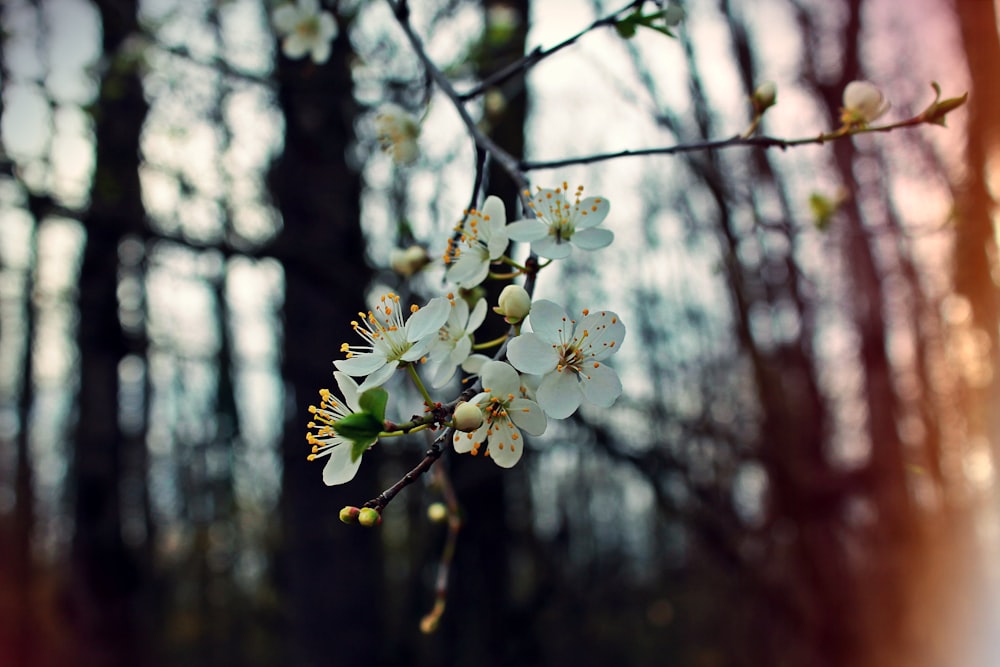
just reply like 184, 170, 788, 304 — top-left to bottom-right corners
269, 19, 381, 667
69, 1, 149, 666
952, 0, 1000, 460
440, 1, 532, 665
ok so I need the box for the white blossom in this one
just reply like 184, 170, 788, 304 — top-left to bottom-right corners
272, 0, 338, 64
306, 372, 367, 486
506, 183, 612, 259
443, 196, 510, 288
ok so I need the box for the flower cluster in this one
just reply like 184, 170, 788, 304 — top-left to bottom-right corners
307, 183, 626, 488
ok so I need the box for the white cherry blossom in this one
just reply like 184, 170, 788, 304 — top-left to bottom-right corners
506, 300, 625, 419
335, 292, 450, 391
306, 372, 366, 486
452, 361, 547, 468
443, 196, 510, 288
841, 80, 889, 126
506, 183, 612, 259
425, 295, 488, 388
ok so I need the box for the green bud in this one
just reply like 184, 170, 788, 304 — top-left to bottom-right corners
339, 506, 361, 524
358, 507, 382, 527
752, 81, 777, 113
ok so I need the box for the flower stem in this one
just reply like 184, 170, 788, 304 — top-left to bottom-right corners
472, 333, 508, 350
406, 363, 435, 407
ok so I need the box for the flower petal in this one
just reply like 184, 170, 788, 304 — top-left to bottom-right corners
272, 5, 300, 31
573, 196, 610, 229
480, 360, 520, 397
508, 398, 547, 435
524, 300, 572, 346
571, 227, 614, 251
358, 360, 399, 391
531, 236, 573, 259
579, 362, 622, 408
334, 371, 361, 412
506, 333, 559, 375
447, 251, 489, 288
576, 310, 626, 361
406, 296, 451, 342
487, 419, 523, 468
481, 195, 507, 226
453, 419, 487, 454
323, 443, 364, 486
334, 353, 386, 376
537, 369, 583, 419
506, 220, 548, 242
466, 298, 488, 333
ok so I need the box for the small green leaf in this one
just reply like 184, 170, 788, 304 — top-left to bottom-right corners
615, 18, 637, 39
359, 387, 388, 423
332, 412, 382, 461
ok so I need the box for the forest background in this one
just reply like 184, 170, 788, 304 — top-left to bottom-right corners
0, 0, 998, 666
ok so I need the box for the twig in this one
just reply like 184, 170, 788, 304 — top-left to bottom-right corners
456, 0, 643, 101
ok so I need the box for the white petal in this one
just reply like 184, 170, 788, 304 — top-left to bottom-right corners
310, 39, 331, 64
481, 195, 507, 226
461, 353, 490, 374
319, 13, 338, 40
358, 360, 399, 391
334, 371, 361, 412
579, 362, 622, 408
480, 361, 520, 397
453, 421, 487, 454
506, 333, 558, 375
272, 5, 300, 31
486, 228, 509, 260
576, 310, 626, 361
487, 419, 523, 468
447, 252, 489, 288
537, 370, 583, 419
532, 236, 573, 259
323, 444, 364, 486
571, 227, 614, 251
506, 220, 548, 242
524, 300, 571, 346
406, 296, 451, 342
573, 196, 610, 229
282, 34, 310, 58
334, 353, 386, 376
466, 298, 488, 333
508, 398, 547, 435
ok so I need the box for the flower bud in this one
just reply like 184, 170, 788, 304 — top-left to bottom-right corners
494, 284, 531, 323
339, 506, 361, 524
841, 80, 889, 125
752, 81, 777, 113
358, 507, 382, 527
453, 401, 484, 432
426, 502, 448, 523
663, 4, 685, 27
390, 245, 430, 277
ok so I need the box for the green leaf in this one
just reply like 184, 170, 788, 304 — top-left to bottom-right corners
359, 387, 388, 423
332, 412, 382, 462
614, 18, 637, 39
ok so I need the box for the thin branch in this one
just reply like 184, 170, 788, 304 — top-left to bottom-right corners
456, 0, 643, 101
520, 116, 928, 171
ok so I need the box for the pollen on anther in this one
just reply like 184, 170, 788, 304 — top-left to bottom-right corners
410, 304, 419, 313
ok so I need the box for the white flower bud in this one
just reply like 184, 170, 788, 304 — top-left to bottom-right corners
841, 80, 889, 125
495, 284, 531, 323
752, 81, 777, 112
389, 245, 430, 277
663, 4, 685, 27
453, 401, 484, 432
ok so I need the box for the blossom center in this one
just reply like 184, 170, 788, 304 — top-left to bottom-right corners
340, 293, 418, 362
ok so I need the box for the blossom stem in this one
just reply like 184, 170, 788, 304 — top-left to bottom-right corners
497, 256, 528, 272
488, 270, 520, 280
472, 334, 508, 350
406, 363, 435, 407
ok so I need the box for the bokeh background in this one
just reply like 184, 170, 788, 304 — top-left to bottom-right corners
0, 0, 998, 665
